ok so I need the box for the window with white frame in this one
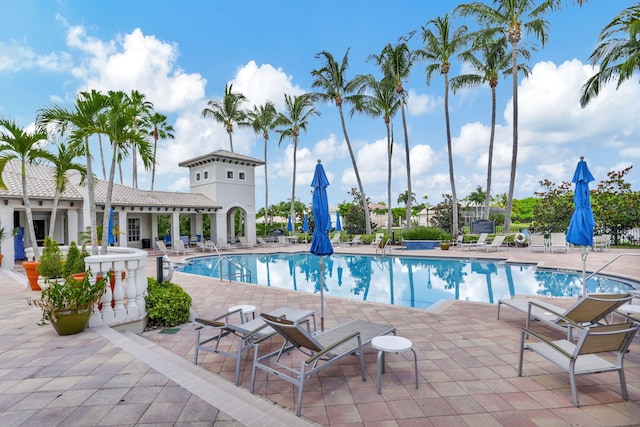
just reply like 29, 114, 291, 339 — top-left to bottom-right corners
128, 218, 140, 242
195, 172, 201, 181
226, 170, 234, 179
238, 171, 246, 181
203, 170, 209, 180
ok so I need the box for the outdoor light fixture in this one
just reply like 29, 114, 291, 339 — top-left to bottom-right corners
39, 200, 43, 206
70, 201, 74, 207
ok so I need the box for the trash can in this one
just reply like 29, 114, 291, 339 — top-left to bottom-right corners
142, 238, 151, 249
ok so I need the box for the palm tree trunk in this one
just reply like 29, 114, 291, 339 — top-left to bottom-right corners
485, 86, 497, 220
264, 137, 269, 233
48, 190, 61, 238
151, 134, 158, 190
386, 122, 393, 235
444, 74, 458, 237
102, 149, 118, 254
504, 46, 519, 234
132, 147, 137, 188
228, 132, 234, 153
338, 105, 371, 235
401, 104, 412, 230
290, 137, 297, 233
85, 137, 99, 255
21, 161, 40, 260
98, 134, 107, 179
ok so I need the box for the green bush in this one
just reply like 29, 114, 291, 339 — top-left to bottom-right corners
37, 237, 64, 279
400, 226, 452, 241
63, 241, 86, 277
145, 277, 192, 328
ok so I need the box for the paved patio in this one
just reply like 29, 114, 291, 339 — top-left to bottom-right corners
2, 244, 640, 426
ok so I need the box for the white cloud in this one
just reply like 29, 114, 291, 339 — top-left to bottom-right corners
0, 40, 70, 72
406, 89, 439, 115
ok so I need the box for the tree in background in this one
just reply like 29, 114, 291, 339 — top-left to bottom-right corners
532, 179, 574, 234
202, 83, 247, 153
591, 166, 640, 243
431, 194, 464, 234
142, 112, 174, 191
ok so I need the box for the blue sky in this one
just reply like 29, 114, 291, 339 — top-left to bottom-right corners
1, 1, 638, 213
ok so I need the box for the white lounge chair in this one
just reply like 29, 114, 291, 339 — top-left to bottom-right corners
257, 237, 276, 247
217, 238, 234, 250
155, 239, 169, 255
550, 232, 569, 253
477, 234, 506, 252
346, 235, 362, 245
460, 233, 488, 251
277, 236, 290, 246
528, 234, 546, 252
173, 239, 194, 255
593, 234, 611, 251
238, 236, 255, 249
330, 233, 341, 245
370, 233, 384, 246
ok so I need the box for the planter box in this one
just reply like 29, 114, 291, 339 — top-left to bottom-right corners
404, 240, 441, 250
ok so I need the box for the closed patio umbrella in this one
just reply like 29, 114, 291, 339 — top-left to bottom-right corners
310, 160, 333, 331
108, 208, 116, 245
302, 213, 309, 243
287, 215, 293, 234
336, 212, 342, 231
565, 156, 595, 296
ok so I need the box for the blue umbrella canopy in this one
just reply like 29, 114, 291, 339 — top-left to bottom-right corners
108, 208, 116, 245
310, 161, 333, 257
302, 214, 309, 233
287, 215, 293, 233
566, 157, 595, 247
336, 212, 342, 231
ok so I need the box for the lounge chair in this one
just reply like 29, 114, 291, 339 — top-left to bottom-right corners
460, 233, 489, 251
173, 239, 194, 255
346, 235, 363, 245
370, 233, 384, 246
217, 238, 234, 250
250, 314, 396, 417
238, 236, 255, 249
452, 234, 464, 247
593, 234, 611, 251
477, 234, 506, 252
277, 236, 290, 246
528, 234, 546, 252
256, 237, 276, 247
330, 232, 341, 245
518, 320, 640, 406
194, 307, 316, 386
550, 232, 569, 253
155, 239, 169, 255
497, 293, 632, 339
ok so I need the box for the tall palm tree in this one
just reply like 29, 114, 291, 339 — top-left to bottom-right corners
202, 83, 248, 153
276, 93, 320, 231
124, 90, 153, 189
580, 4, 640, 107
245, 102, 279, 230
417, 14, 471, 238
311, 49, 372, 235
353, 75, 400, 234
47, 141, 87, 238
99, 90, 153, 253
450, 36, 530, 219
0, 119, 53, 260
141, 112, 174, 191
455, 0, 587, 234
369, 41, 416, 231
37, 90, 110, 254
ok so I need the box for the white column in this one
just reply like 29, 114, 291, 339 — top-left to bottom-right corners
118, 211, 127, 247
67, 209, 79, 244
0, 206, 15, 269
171, 211, 180, 246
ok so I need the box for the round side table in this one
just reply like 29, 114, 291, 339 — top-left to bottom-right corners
228, 305, 256, 324
371, 335, 418, 394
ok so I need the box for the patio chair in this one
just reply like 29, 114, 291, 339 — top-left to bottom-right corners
460, 233, 489, 251
346, 235, 363, 245
217, 238, 234, 250
238, 236, 255, 249
277, 236, 290, 246
476, 234, 506, 252
250, 314, 396, 416
528, 234, 546, 252
194, 307, 316, 386
370, 233, 384, 246
497, 293, 633, 339
173, 239, 194, 255
256, 237, 276, 247
155, 239, 169, 255
593, 234, 611, 252
518, 320, 640, 406
330, 232, 341, 245
550, 232, 569, 253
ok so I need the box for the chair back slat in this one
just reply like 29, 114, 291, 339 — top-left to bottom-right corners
564, 294, 632, 323
578, 322, 639, 355
261, 313, 322, 352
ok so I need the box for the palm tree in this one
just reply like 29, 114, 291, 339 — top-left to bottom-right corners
417, 14, 471, 239
450, 36, 530, 219
353, 75, 401, 234
37, 90, 110, 254
369, 41, 416, 231
141, 112, 174, 191
99, 90, 153, 253
465, 185, 487, 219
276, 93, 320, 231
202, 83, 248, 153
47, 141, 87, 238
580, 4, 640, 107
0, 119, 53, 260
311, 49, 373, 235
125, 90, 153, 189
245, 102, 279, 230
455, 0, 587, 234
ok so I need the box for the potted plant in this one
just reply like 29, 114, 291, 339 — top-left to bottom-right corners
36, 237, 64, 289
63, 241, 87, 280
34, 271, 107, 335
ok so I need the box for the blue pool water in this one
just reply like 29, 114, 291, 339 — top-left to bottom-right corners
176, 253, 636, 309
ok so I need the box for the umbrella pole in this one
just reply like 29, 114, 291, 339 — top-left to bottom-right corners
319, 256, 325, 332
581, 246, 588, 297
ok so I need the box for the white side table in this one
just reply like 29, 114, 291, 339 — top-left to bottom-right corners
228, 305, 256, 324
371, 335, 418, 394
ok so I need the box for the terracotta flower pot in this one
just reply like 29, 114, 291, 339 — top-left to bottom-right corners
23, 261, 41, 291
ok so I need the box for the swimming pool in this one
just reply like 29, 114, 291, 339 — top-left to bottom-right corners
177, 253, 636, 309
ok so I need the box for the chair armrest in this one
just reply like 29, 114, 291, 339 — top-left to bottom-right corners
305, 331, 360, 364
527, 301, 582, 328
521, 328, 574, 359
194, 318, 225, 328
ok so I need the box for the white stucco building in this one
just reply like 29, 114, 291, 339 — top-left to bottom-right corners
0, 150, 264, 270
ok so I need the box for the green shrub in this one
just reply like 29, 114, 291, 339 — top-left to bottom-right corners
400, 226, 452, 241
37, 237, 64, 279
63, 241, 86, 276
145, 277, 192, 328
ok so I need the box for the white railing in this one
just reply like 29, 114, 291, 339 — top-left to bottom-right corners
25, 246, 148, 328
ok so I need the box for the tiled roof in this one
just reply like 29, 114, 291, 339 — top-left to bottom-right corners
93, 180, 220, 209
0, 161, 83, 200
179, 150, 265, 168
